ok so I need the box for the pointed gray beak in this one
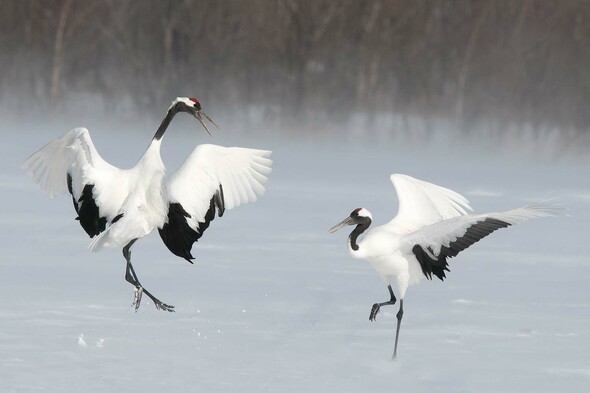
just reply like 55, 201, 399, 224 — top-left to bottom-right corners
329, 216, 355, 233
194, 109, 220, 136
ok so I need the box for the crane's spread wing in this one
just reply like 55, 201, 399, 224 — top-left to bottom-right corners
22, 127, 131, 237
383, 174, 473, 234
402, 202, 561, 281
159, 144, 272, 262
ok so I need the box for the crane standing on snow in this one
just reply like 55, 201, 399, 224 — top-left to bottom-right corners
329, 174, 559, 359
23, 97, 272, 312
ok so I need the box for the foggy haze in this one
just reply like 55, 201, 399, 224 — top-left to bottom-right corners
1, 1, 589, 393
2, 1, 590, 138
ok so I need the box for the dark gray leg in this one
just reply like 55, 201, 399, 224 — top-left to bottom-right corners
122, 240, 175, 312
369, 285, 397, 321
392, 299, 404, 359
123, 239, 139, 285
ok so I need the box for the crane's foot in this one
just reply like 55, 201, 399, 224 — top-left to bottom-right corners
131, 286, 175, 312
369, 303, 381, 321
142, 287, 175, 312
132, 286, 144, 312
152, 299, 175, 312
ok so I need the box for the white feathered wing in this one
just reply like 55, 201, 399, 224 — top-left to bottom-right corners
158, 144, 272, 261
21, 127, 132, 236
383, 174, 473, 234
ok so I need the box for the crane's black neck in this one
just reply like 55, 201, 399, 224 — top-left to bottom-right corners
153, 108, 179, 141
349, 218, 371, 251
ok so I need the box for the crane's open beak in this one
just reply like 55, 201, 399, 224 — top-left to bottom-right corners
194, 109, 220, 136
329, 216, 355, 233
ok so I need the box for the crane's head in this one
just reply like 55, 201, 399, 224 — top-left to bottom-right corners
169, 97, 219, 135
328, 208, 373, 233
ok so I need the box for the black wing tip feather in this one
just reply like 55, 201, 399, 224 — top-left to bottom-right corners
159, 185, 225, 262
216, 184, 225, 217
413, 217, 511, 281
412, 245, 450, 281
67, 172, 80, 217
112, 213, 124, 224
73, 183, 107, 238
66, 173, 74, 195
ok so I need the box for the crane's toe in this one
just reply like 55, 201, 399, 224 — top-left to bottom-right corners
369, 303, 381, 321
153, 299, 175, 312
132, 286, 144, 312
131, 285, 175, 312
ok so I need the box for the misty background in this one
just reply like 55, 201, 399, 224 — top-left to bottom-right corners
1, 1, 589, 393
2, 0, 590, 146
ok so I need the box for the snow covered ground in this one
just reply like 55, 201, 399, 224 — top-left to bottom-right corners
1, 115, 589, 392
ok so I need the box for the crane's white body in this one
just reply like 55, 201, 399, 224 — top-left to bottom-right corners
22, 127, 272, 252
21, 97, 271, 312
347, 232, 419, 298
346, 174, 557, 299
89, 139, 168, 250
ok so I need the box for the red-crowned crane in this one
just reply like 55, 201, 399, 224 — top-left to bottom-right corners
329, 174, 560, 359
22, 97, 272, 312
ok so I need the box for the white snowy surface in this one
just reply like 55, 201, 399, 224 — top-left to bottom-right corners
1, 117, 589, 393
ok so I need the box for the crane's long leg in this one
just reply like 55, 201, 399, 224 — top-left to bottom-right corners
369, 285, 397, 321
392, 299, 404, 360
122, 240, 175, 313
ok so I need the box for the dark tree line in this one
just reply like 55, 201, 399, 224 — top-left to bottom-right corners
1, 0, 589, 133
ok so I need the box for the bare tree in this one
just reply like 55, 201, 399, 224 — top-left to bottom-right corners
0, 0, 589, 133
